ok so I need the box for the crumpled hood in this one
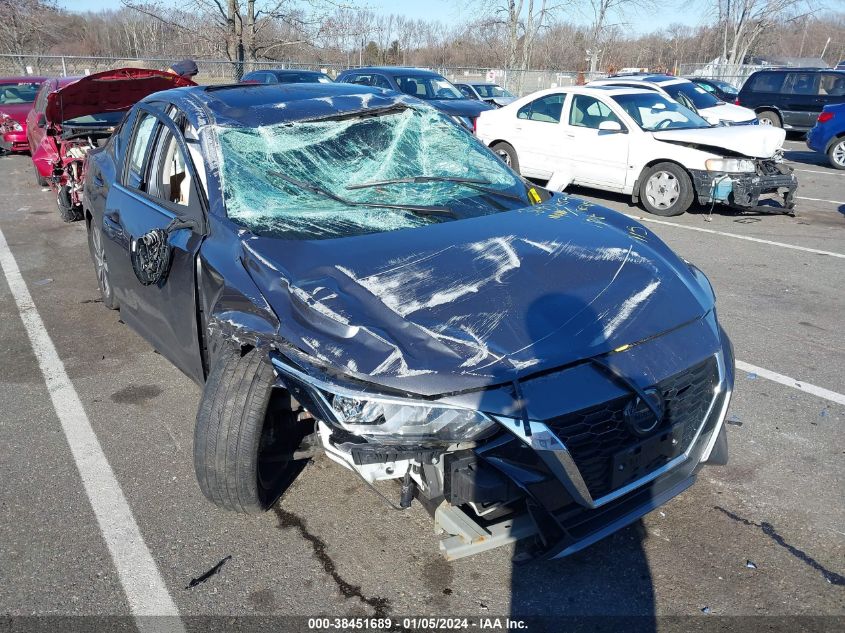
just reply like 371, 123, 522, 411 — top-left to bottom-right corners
44, 67, 195, 124
652, 124, 786, 158
241, 196, 714, 396
427, 99, 495, 118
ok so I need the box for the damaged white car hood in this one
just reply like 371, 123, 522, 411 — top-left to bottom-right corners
652, 125, 786, 158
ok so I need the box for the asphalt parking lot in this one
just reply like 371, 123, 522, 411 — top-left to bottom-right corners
0, 135, 843, 631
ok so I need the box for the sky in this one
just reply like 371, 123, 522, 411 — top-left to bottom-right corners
56, 0, 706, 35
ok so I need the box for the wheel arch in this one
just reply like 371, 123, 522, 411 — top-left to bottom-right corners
632, 158, 695, 203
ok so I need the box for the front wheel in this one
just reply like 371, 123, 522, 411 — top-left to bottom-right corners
828, 138, 845, 170
490, 141, 520, 173
756, 110, 781, 127
193, 347, 311, 514
639, 163, 693, 217
33, 162, 47, 187
57, 185, 83, 222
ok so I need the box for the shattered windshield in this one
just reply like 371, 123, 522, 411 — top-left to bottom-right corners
216, 105, 527, 240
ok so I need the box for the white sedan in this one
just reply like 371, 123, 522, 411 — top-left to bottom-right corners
475, 86, 797, 216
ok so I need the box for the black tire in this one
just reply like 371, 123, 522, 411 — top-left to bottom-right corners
638, 162, 694, 217
756, 110, 781, 128
490, 141, 520, 173
827, 138, 845, 170
87, 217, 118, 310
194, 347, 310, 514
57, 185, 83, 222
33, 162, 48, 187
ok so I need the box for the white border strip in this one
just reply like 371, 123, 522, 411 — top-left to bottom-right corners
623, 214, 845, 259
0, 227, 185, 632
797, 196, 845, 205
736, 360, 845, 406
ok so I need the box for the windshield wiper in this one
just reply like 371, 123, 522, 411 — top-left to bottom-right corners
267, 171, 456, 218
347, 176, 526, 203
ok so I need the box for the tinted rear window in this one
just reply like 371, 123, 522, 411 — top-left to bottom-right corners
748, 72, 786, 93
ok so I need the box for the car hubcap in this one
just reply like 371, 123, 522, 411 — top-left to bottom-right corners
833, 141, 845, 167
645, 171, 680, 209
91, 225, 110, 297
759, 116, 772, 125
495, 149, 511, 166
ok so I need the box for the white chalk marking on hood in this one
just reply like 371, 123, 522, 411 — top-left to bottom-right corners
371, 348, 434, 377
601, 279, 661, 340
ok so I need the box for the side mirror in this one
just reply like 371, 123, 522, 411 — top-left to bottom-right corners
598, 120, 623, 132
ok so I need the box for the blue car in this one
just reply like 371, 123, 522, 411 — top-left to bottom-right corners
807, 103, 845, 169
81, 82, 734, 560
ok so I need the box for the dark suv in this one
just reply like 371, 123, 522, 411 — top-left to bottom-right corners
336, 66, 493, 129
736, 69, 845, 130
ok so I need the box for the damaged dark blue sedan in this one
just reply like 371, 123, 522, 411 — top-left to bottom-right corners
82, 83, 734, 560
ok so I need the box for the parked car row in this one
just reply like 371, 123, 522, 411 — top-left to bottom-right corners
2, 64, 783, 563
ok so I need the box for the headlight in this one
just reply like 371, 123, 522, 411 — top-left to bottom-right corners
329, 393, 496, 443
705, 158, 756, 173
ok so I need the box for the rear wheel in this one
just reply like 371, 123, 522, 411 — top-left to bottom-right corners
87, 217, 118, 309
490, 141, 520, 173
756, 110, 781, 127
193, 346, 311, 514
827, 138, 845, 170
639, 162, 693, 217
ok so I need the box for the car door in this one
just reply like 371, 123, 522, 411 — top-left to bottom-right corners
99, 105, 207, 382
510, 93, 569, 179
818, 72, 845, 110
26, 80, 50, 152
781, 72, 820, 128
562, 94, 630, 190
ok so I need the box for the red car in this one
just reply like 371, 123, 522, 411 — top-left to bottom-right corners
0, 76, 47, 153
26, 68, 195, 220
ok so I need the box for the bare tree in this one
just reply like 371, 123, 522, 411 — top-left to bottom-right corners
583, 0, 656, 73
709, 0, 815, 65
0, 0, 61, 62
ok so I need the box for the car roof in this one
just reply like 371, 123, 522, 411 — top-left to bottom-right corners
602, 74, 680, 84
157, 82, 410, 127
341, 67, 441, 77
0, 76, 48, 83
522, 85, 661, 99
257, 69, 327, 76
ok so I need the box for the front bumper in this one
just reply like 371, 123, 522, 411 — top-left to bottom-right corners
691, 165, 798, 211
0, 130, 28, 152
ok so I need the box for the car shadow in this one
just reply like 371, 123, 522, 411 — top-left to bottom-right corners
479, 292, 659, 627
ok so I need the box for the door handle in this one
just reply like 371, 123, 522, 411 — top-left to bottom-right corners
93, 174, 104, 187
105, 210, 120, 224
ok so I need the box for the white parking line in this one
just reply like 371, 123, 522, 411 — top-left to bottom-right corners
623, 214, 845, 259
797, 196, 845, 205
790, 168, 843, 176
0, 227, 185, 633
736, 360, 845, 406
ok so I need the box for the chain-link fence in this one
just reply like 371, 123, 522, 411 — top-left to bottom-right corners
0, 54, 609, 96
678, 62, 787, 89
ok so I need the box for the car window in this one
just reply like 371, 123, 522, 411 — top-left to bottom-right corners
820, 73, 845, 96
696, 82, 715, 94
457, 85, 475, 99
0, 81, 41, 104
783, 72, 818, 95
749, 72, 785, 93
371, 74, 392, 89
347, 74, 371, 86
34, 83, 49, 112
517, 94, 565, 123
569, 95, 621, 129
662, 82, 720, 108
394, 75, 463, 100
148, 127, 200, 217
612, 92, 710, 131
126, 112, 160, 190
